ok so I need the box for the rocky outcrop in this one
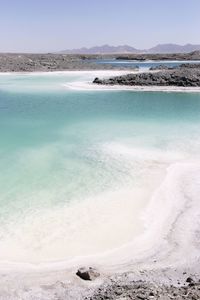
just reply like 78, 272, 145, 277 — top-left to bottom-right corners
150, 63, 200, 71
115, 51, 200, 61
76, 267, 100, 281
149, 65, 175, 71
93, 65, 200, 87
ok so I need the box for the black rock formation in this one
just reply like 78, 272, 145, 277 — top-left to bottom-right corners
93, 65, 200, 87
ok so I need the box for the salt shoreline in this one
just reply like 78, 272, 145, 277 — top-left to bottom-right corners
0, 161, 199, 299
65, 81, 200, 93
1, 69, 200, 92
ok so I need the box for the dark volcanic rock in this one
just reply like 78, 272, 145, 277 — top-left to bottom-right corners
93, 77, 103, 84
149, 64, 175, 71
76, 267, 100, 281
93, 65, 200, 87
179, 63, 200, 69
186, 277, 194, 283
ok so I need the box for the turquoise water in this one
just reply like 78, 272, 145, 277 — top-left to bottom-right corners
89, 59, 200, 70
0, 72, 200, 263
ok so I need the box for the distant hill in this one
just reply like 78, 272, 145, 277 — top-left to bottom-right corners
59, 43, 200, 54
59, 44, 141, 54
148, 43, 200, 54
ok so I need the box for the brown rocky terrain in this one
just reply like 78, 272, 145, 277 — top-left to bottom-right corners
0, 53, 136, 72
0, 51, 200, 72
114, 50, 200, 61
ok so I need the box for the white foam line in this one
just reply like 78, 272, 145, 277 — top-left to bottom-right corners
64, 81, 200, 93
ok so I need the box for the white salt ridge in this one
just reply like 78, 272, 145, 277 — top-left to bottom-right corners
64, 80, 200, 93
96, 161, 200, 270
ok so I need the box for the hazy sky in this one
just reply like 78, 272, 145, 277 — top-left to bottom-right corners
0, 0, 200, 52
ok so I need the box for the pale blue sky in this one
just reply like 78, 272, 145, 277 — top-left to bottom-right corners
0, 0, 200, 52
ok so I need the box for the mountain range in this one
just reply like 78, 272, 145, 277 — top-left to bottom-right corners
59, 43, 200, 54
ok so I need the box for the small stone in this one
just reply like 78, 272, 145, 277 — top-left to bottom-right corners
186, 277, 194, 283
189, 282, 195, 287
76, 267, 100, 281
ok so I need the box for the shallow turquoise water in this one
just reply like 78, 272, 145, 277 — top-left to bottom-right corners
0, 73, 200, 262
88, 59, 200, 70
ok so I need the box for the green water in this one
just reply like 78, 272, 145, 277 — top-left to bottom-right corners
0, 72, 200, 262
